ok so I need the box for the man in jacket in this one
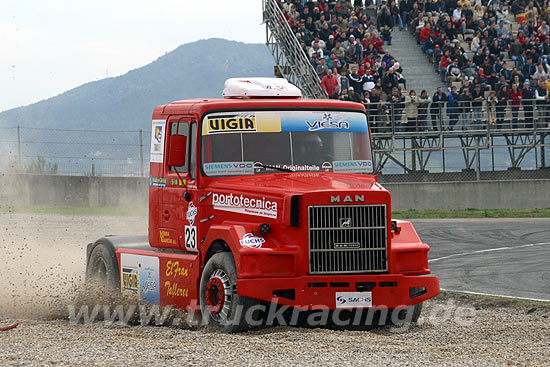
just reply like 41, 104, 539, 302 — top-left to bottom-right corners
431, 87, 447, 131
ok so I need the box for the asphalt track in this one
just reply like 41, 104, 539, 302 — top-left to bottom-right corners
412, 218, 550, 301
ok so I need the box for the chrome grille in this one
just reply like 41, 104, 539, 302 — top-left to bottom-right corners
308, 205, 388, 274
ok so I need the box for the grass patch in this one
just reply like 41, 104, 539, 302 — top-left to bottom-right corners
392, 208, 550, 219
0, 205, 147, 216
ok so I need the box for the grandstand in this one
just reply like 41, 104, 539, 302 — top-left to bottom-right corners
262, 0, 550, 180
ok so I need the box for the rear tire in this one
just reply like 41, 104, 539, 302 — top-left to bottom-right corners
86, 243, 120, 290
199, 252, 255, 333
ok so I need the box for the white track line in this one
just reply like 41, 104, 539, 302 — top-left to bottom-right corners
441, 288, 550, 302
429, 242, 550, 263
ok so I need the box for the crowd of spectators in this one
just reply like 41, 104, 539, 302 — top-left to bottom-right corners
404, 0, 550, 130
275, 0, 550, 132
276, 0, 410, 123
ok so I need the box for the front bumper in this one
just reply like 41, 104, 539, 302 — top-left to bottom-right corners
237, 273, 439, 309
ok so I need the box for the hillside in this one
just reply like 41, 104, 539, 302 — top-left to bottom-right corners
0, 38, 275, 131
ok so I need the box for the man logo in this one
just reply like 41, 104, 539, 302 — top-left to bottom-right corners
330, 195, 365, 203
339, 218, 351, 227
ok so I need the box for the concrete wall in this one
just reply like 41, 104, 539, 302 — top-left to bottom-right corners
0, 174, 148, 208
385, 179, 550, 210
1, 174, 549, 210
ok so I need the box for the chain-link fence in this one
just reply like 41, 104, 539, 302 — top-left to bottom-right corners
1, 114, 549, 182
0, 126, 150, 177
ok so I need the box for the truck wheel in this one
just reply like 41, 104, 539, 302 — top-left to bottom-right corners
199, 252, 253, 332
86, 243, 120, 290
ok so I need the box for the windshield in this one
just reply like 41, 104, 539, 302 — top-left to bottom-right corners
201, 110, 372, 176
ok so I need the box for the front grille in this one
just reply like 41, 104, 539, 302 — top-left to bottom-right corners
308, 205, 388, 274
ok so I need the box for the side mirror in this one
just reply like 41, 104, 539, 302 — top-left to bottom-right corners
168, 135, 187, 167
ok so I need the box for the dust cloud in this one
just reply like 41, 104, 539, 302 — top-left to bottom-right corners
0, 209, 147, 319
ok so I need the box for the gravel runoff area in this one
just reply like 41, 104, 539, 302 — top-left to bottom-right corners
1, 212, 549, 366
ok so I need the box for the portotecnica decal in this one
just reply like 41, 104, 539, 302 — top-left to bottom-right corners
149, 176, 166, 187
120, 254, 160, 304
186, 202, 197, 225
206, 112, 256, 134
332, 160, 373, 173
212, 193, 277, 219
305, 113, 350, 132
150, 120, 165, 163
239, 233, 265, 248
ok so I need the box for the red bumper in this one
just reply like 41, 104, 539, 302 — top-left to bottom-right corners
237, 274, 439, 309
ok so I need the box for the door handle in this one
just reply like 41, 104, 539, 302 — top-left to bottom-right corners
162, 210, 170, 220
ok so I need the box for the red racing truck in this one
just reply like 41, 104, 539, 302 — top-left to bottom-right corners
86, 78, 439, 331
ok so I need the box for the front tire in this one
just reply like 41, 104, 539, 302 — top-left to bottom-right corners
199, 252, 254, 332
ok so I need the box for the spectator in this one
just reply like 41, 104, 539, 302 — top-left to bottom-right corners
447, 59, 462, 82
321, 69, 339, 97
535, 79, 550, 127
509, 83, 523, 128
316, 57, 329, 79
377, 1, 393, 29
496, 85, 509, 128
381, 24, 392, 45
418, 90, 431, 131
399, 0, 411, 30
487, 90, 498, 126
404, 90, 419, 131
447, 86, 461, 130
471, 84, 484, 127
390, 87, 406, 129
431, 87, 447, 131
522, 80, 536, 128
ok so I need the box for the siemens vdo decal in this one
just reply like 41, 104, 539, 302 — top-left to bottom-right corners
202, 111, 368, 135
212, 193, 277, 219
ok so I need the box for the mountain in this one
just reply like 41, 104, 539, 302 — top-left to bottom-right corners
0, 38, 275, 131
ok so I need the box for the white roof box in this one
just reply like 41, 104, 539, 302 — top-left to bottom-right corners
223, 77, 302, 99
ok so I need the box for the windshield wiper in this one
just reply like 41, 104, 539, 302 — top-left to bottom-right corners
254, 163, 294, 172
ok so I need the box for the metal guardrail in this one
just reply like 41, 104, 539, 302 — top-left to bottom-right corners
262, 0, 326, 99
367, 99, 550, 179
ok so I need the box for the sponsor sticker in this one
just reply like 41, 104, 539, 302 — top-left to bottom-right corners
150, 120, 165, 163
332, 160, 373, 173
212, 193, 277, 219
206, 112, 256, 134
239, 233, 265, 248
186, 202, 197, 225
150, 176, 167, 187
121, 267, 139, 292
305, 113, 350, 132
335, 292, 373, 309
120, 254, 160, 304
203, 162, 255, 176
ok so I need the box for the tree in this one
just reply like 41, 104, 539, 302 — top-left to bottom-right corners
25, 156, 58, 175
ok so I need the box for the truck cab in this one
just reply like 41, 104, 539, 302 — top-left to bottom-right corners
86, 78, 439, 331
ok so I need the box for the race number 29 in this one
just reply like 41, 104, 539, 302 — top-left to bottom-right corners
185, 225, 197, 251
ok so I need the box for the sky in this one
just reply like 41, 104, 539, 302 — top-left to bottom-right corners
0, 0, 265, 112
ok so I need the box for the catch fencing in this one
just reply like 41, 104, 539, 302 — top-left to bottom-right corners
0, 126, 150, 177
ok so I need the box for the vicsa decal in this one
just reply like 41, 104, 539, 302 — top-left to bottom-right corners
306, 113, 350, 132
239, 233, 265, 248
